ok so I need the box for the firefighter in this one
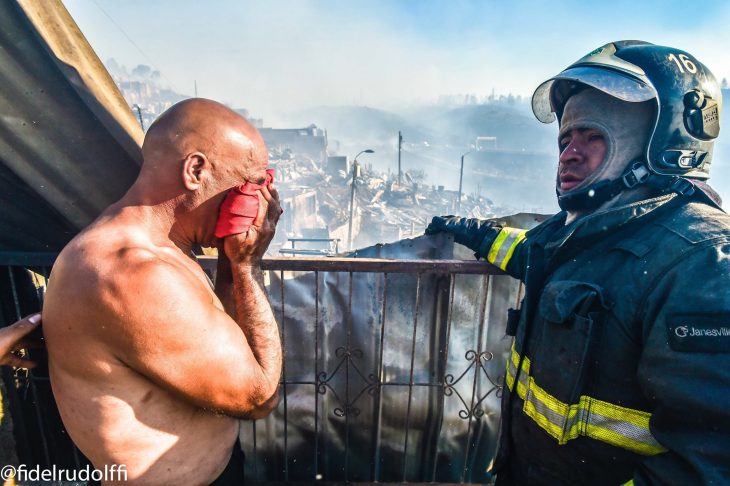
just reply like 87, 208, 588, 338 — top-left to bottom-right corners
427, 41, 730, 485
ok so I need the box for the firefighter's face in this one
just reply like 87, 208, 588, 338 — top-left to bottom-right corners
557, 128, 607, 192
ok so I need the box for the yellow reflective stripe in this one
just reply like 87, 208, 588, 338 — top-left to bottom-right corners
499, 229, 527, 271
583, 398, 665, 455
585, 421, 665, 456
590, 398, 652, 430
510, 340, 520, 368
505, 358, 515, 391
487, 228, 511, 264
505, 346, 666, 456
506, 342, 530, 395
522, 376, 575, 441
505, 343, 516, 391
487, 227, 527, 270
622, 480, 635, 486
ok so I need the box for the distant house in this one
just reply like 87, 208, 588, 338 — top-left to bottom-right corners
259, 125, 328, 165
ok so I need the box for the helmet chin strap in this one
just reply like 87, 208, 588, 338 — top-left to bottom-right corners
557, 161, 696, 211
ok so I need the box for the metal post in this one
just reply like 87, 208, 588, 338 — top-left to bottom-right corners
347, 160, 358, 251
398, 131, 403, 185
133, 104, 145, 131
458, 151, 470, 212
347, 149, 374, 250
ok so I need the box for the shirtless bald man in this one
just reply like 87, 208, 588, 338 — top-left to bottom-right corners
43, 99, 282, 485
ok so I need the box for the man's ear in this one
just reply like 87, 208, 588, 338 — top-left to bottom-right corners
181, 152, 209, 191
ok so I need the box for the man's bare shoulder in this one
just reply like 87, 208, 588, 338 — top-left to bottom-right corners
56, 227, 165, 286
46, 225, 212, 338
100, 245, 211, 313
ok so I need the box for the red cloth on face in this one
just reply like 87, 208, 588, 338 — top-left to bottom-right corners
214, 169, 275, 238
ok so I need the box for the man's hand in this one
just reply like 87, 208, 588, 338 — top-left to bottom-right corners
425, 215, 498, 253
224, 184, 283, 264
0, 313, 43, 368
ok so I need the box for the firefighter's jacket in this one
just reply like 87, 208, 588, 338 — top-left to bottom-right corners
482, 193, 730, 485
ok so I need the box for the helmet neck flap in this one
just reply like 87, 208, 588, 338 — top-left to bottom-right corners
556, 87, 655, 212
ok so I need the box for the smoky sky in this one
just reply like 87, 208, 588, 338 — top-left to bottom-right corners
64, 0, 730, 122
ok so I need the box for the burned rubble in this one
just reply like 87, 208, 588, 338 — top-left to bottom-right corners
270, 148, 516, 254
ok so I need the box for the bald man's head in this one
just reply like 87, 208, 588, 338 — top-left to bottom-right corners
136, 98, 268, 210
140, 98, 268, 190
120, 99, 269, 248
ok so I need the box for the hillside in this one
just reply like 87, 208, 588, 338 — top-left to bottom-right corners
284, 102, 559, 212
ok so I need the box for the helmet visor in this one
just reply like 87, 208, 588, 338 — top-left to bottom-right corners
532, 66, 657, 123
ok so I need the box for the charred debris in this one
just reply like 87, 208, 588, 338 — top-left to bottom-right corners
266, 127, 511, 255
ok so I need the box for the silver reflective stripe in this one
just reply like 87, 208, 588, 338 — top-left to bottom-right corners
506, 352, 528, 392
525, 386, 567, 429
587, 411, 663, 447
492, 228, 524, 269
517, 369, 528, 390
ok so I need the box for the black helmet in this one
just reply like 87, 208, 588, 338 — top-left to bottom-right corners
532, 40, 722, 180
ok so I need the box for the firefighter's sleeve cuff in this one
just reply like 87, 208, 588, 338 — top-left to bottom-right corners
478, 226, 527, 270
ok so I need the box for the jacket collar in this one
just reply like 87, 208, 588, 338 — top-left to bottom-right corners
537, 193, 679, 253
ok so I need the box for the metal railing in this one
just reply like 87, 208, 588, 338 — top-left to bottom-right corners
0, 252, 518, 484
279, 238, 341, 256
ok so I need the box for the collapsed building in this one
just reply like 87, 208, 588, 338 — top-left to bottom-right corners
261, 125, 329, 166
270, 147, 517, 254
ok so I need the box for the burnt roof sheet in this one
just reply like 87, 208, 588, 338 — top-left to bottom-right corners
1, 0, 143, 251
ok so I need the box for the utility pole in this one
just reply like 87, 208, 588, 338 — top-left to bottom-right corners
397, 131, 403, 185
132, 104, 145, 131
347, 160, 359, 251
458, 151, 471, 212
347, 149, 374, 250
194, 80, 198, 97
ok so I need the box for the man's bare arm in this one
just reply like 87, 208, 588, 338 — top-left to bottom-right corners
221, 183, 283, 415
107, 186, 282, 418
99, 257, 276, 418
230, 264, 280, 415
214, 251, 236, 317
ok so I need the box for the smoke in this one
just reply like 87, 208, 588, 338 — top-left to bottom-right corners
64, 0, 730, 207
65, 0, 730, 122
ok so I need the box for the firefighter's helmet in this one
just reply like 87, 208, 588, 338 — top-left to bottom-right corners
532, 40, 722, 180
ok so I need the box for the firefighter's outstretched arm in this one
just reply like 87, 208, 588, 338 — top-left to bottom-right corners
426, 216, 528, 280
631, 244, 730, 485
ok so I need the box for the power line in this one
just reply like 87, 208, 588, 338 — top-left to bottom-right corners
90, 0, 178, 92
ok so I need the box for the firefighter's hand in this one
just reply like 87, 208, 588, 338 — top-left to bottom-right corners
0, 313, 43, 368
425, 215, 496, 252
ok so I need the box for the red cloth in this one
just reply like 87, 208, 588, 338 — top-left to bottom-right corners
214, 169, 275, 238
